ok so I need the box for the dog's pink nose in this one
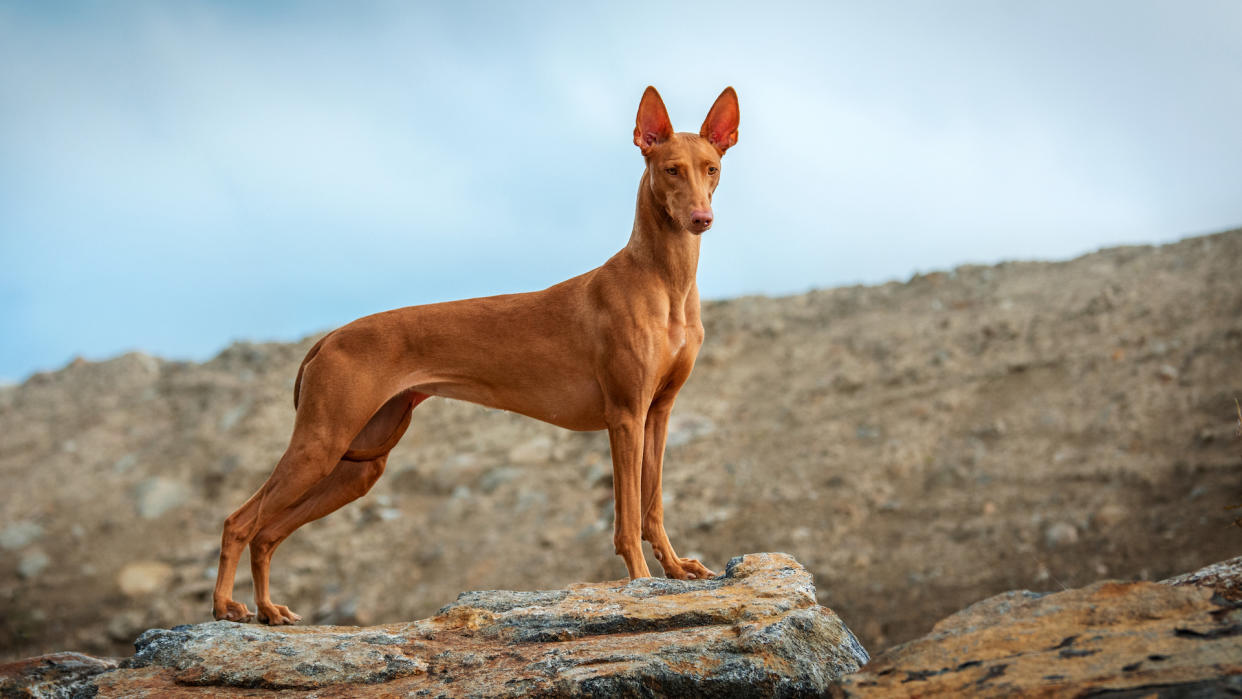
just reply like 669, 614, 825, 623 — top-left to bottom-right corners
691, 210, 713, 228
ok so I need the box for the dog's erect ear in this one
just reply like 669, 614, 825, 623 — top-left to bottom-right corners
634, 86, 673, 155
700, 86, 740, 155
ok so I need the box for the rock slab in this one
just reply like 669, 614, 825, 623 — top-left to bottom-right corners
833, 556, 1242, 697
5, 552, 867, 697
0, 652, 119, 698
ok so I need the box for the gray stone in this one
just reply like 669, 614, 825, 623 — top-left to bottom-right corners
666, 412, 716, 448
0, 521, 42, 551
17, 549, 49, 579
134, 477, 190, 519
1044, 521, 1080, 547
479, 465, 523, 493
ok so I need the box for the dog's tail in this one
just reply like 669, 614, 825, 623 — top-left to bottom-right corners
293, 334, 330, 410
294, 334, 420, 463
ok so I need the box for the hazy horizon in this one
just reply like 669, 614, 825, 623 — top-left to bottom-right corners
4, 1, 1241, 383
3, 225, 1235, 385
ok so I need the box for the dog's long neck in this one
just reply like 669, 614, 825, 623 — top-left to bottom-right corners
624, 169, 701, 296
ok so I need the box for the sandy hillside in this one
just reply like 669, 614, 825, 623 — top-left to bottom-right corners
2, 229, 1240, 661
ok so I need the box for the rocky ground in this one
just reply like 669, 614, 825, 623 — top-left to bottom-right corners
3, 553, 1238, 697
1, 229, 1240, 662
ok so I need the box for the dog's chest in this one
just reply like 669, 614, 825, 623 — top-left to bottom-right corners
667, 321, 687, 353
663, 304, 698, 362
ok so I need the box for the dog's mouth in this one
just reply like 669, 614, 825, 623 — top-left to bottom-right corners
688, 222, 711, 235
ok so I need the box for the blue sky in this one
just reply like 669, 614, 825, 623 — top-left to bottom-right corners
2, 1, 1241, 382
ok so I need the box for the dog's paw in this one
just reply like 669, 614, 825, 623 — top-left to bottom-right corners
665, 557, 716, 581
256, 602, 302, 625
213, 599, 254, 622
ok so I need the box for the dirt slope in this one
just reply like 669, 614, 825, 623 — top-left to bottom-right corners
2, 229, 1239, 661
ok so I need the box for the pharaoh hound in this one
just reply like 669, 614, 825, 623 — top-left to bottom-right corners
213, 86, 741, 624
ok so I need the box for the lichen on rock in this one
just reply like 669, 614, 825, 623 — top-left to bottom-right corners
6, 552, 867, 697
832, 556, 1242, 697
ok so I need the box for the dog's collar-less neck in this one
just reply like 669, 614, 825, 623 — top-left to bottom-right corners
625, 170, 701, 294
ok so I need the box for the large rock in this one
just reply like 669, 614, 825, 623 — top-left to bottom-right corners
1163, 554, 1242, 601
833, 556, 1242, 697
5, 553, 867, 697
0, 652, 119, 698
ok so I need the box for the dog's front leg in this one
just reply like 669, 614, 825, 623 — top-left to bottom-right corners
606, 406, 652, 579
641, 395, 716, 580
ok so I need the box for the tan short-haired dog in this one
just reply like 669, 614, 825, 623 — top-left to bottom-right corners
213, 86, 741, 624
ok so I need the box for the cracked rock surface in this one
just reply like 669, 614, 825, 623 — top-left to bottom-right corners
832, 555, 1242, 697
2, 552, 867, 697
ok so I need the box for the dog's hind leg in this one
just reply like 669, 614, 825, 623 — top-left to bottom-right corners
231, 390, 427, 624
248, 454, 389, 624
212, 436, 348, 621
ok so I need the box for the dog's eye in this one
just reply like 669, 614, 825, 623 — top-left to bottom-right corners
708, 166, 719, 175
665, 167, 678, 176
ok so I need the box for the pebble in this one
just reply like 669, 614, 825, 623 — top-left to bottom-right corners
118, 561, 175, 596
1093, 504, 1128, 528
108, 610, 146, 641
480, 466, 522, 493
855, 425, 881, 441
667, 413, 716, 448
0, 521, 43, 550
1033, 563, 1051, 582
585, 460, 612, 488
19, 549, 50, 579
113, 453, 138, 473
971, 420, 1007, 439
516, 489, 547, 511
698, 508, 734, 528
134, 477, 190, 519
1044, 522, 1079, 547
218, 402, 250, 431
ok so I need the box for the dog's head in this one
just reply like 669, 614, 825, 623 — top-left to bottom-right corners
634, 86, 739, 235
